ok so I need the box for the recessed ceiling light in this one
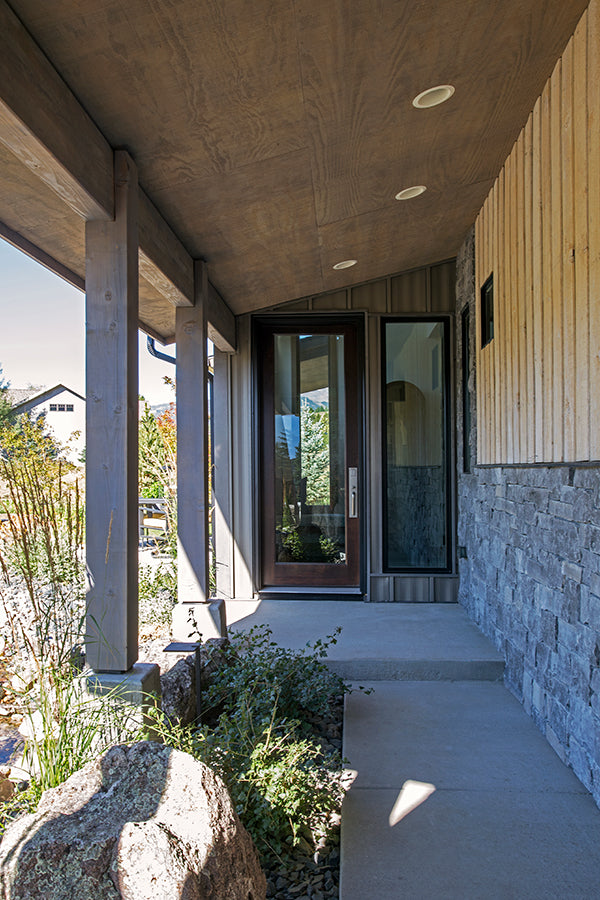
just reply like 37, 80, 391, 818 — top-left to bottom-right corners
395, 185, 427, 201
412, 84, 455, 109
332, 259, 357, 270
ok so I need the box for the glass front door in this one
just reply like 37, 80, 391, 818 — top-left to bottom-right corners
258, 321, 361, 588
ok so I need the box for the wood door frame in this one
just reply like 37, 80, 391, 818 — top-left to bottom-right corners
253, 314, 365, 593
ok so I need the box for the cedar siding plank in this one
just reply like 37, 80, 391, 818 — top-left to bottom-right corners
573, 11, 590, 461
589, 0, 600, 459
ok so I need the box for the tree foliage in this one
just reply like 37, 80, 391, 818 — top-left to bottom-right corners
0, 364, 13, 431
138, 396, 177, 554
300, 403, 330, 505
138, 401, 176, 499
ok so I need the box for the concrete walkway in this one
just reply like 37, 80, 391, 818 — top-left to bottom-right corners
228, 601, 600, 899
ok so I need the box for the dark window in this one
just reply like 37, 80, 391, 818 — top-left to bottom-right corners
58, 404, 65, 411
481, 274, 494, 348
49, 404, 57, 411
66, 404, 74, 412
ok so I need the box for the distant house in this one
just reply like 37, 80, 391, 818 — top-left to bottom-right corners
8, 385, 86, 462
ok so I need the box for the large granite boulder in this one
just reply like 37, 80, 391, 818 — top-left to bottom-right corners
0, 741, 266, 900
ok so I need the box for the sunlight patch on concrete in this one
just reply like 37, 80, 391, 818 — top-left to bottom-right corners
389, 779, 436, 826
225, 599, 262, 625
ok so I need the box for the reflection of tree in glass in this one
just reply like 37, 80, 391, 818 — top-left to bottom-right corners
301, 401, 330, 506
275, 424, 301, 512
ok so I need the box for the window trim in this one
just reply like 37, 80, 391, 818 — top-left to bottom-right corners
480, 273, 494, 348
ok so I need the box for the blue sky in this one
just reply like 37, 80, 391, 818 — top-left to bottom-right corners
0, 238, 175, 406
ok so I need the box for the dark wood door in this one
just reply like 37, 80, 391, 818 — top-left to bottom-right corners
258, 320, 361, 588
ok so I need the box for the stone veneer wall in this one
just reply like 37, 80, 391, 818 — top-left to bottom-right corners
456, 228, 600, 806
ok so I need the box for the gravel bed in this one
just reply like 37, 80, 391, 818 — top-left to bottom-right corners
266, 842, 340, 900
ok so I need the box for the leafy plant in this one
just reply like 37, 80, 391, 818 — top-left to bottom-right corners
319, 533, 339, 562
282, 528, 304, 561
148, 625, 348, 863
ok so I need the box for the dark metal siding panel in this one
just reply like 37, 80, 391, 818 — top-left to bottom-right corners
431, 260, 457, 312
390, 268, 428, 312
351, 280, 387, 312
393, 577, 431, 602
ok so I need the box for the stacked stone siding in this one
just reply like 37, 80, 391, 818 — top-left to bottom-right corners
458, 464, 600, 803
456, 227, 600, 807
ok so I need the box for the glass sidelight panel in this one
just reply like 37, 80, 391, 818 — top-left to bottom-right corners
273, 334, 346, 564
383, 320, 449, 570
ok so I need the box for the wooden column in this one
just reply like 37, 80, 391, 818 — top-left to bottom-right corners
213, 348, 234, 600
176, 268, 209, 604
173, 262, 226, 638
85, 150, 139, 672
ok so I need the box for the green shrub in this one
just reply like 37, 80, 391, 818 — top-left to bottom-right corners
149, 625, 348, 862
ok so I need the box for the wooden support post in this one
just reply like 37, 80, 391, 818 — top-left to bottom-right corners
85, 151, 139, 672
173, 262, 226, 639
213, 348, 234, 600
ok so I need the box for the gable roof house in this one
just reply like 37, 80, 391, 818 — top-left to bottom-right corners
0, 0, 599, 804
8, 384, 86, 460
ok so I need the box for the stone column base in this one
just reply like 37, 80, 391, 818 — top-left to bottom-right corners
86, 662, 161, 738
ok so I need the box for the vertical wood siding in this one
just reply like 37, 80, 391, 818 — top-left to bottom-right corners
475, 1, 600, 464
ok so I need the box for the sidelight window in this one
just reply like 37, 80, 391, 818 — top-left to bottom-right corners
382, 319, 451, 571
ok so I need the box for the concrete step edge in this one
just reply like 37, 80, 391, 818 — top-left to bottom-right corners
325, 658, 505, 682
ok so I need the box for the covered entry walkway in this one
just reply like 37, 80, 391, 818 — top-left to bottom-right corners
231, 602, 600, 898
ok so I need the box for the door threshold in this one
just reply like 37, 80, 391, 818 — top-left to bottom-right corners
258, 586, 364, 601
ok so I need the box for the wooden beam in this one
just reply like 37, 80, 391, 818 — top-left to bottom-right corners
85, 151, 139, 672
138, 197, 238, 350
138, 190, 193, 308
0, 1, 236, 341
195, 263, 236, 352
0, 0, 113, 220
207, 282, 237, 353
0, 220, 84, 291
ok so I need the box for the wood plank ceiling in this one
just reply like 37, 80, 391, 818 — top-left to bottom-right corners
0, 0, 589, 339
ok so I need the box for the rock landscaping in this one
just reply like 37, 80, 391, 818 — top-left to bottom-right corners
0, 741, 266, 900
0, 575, 346, 900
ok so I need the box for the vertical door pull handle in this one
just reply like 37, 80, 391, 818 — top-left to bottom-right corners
348, 467, 358, 518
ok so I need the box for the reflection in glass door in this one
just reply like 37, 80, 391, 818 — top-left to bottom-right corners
274, 334, 346, 565
383, 319, 450, 571
259, 322, 360, 588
